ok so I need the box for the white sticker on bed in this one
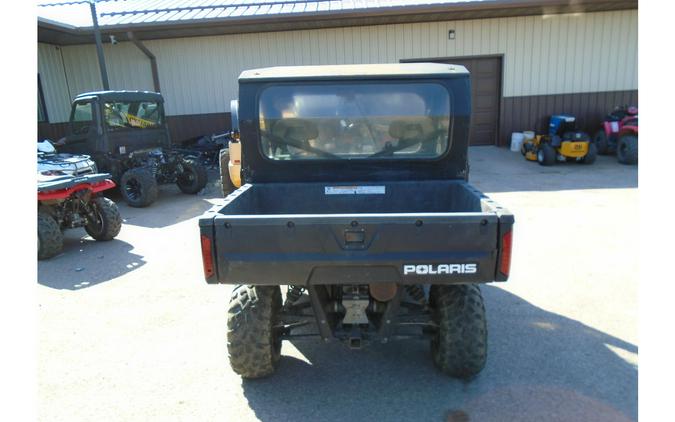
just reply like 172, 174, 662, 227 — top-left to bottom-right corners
324, 186, 386, 195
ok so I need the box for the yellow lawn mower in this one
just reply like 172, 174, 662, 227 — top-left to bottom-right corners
521, 115, 597, 166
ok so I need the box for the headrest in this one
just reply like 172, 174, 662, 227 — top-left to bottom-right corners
271, 118, 319, 141
389, 117, 434, 140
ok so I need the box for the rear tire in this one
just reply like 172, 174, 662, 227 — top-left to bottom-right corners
176, 158, 208, 194
581, 142, 597, 164
85, 197, 122, 241
38, 211, 63, 260
120, 168, 158, 207
219, 149, 236, 196
227, 285, 282, 379
429, 284, 487, 379
617, 135, 638, 165
537, 144, 556, 166
594, 130, 610, 155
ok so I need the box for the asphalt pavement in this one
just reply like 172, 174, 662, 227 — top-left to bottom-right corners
38, 147, 638, 421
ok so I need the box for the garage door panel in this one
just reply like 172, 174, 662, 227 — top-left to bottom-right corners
441, 57, 501, 146
407, 56, 501, 145
472, 111, 497, 125
475, 94, 498, 109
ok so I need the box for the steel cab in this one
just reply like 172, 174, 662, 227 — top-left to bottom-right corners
234, 63, 472, 184
60, 90, 170, 161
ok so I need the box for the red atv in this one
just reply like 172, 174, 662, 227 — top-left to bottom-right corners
38, 173, 122, 260
594, 105, 638, 165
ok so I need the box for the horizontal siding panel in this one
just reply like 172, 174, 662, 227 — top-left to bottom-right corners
40, 10, 637, 121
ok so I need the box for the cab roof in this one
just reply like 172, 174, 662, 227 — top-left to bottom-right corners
239, 63, 469, 82
74, 90, 164, 102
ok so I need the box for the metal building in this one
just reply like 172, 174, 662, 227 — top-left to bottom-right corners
38, 0, 638, 146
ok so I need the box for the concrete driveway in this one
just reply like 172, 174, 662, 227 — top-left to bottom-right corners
38, 147, 638, 421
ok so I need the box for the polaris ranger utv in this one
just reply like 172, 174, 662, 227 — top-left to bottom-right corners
59, 91, 207, 207
198, 64, 514, 379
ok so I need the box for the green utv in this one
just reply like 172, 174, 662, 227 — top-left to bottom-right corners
198, 64, 514, 379
58, 91, 207, 207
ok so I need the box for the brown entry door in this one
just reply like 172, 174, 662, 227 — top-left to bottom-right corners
415, 57, 502, 146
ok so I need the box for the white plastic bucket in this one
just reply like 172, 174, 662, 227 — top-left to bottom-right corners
511, 132, 525, 152
523, 131, 535, 141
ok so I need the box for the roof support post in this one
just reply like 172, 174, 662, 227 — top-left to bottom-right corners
89, 0, 110, 90
127, 31, 161, 93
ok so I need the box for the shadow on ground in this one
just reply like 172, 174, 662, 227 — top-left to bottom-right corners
241, 286, 637, 422
468, 146, 638, 193
106, 184, 219, 229
37, 234, 145, 290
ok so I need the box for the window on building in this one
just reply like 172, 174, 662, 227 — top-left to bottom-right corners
38, 75, 48, 123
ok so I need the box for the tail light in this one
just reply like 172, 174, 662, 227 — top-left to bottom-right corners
200, 234, 214, 279
499, 230, 513, 277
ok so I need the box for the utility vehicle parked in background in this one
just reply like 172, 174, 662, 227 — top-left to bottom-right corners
218, 100, 242, 196
38, 140, 122, 259
58, 91, 207, 207
38, 173, 121, 260
199, 64, 514, 380
594, 105, 638, 165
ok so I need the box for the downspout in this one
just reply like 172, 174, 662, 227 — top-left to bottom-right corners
89, 0, 110, 90
127, 31, 161, 93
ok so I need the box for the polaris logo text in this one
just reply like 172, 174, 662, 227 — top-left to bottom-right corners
403, 264, 478, 275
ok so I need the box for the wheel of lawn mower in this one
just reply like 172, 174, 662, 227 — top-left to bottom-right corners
536, 144, 556, 166
617, 135, 638, 165
219, 149, 236, 196
594, 130, 610, 155
429, 284, 487, 379
581, 142, 598, 164
227, 285, 282, 379
38, 211, 63, 260
176, 158, 208, 194
85, 197, 122, 241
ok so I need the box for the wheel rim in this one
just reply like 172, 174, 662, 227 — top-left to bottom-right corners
537, 150, 544, 162
124, 178, 142, 201
178, 169, 196, 188
87, 205, 104, 235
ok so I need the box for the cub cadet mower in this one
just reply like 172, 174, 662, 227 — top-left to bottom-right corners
521, 115, 597, 166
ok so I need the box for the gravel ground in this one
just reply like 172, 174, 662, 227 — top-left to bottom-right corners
38, 147, 638, 421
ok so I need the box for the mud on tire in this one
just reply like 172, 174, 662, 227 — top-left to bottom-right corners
120, 167, 158, 207
38, 211, 63, 260
177, 158, 208, 194
429, 284, 488, 379
85, 197, 122, 241
227, 285, 282, 379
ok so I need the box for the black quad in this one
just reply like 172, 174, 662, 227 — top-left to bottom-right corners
198, 64, 514, 379
59, 91, 207, 207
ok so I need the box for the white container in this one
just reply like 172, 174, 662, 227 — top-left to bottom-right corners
511, 132, 525, 152
523, 130, 535, 141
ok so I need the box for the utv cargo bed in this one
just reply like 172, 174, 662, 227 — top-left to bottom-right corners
199, 180, 513, 286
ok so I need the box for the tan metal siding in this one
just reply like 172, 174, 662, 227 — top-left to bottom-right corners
41, 10, 637, 120
37, 43, 71, 123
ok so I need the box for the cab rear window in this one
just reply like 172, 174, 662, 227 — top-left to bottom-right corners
258, 83, 451, 160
